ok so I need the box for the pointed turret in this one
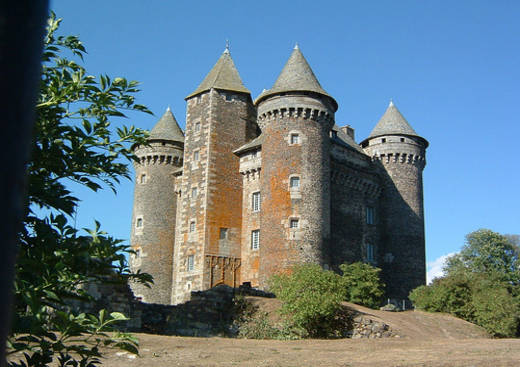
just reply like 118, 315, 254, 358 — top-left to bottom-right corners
362, 101, 428, 147
255, 45, 337, 110
361, 100, 428, 301
185, 48, 250, 99
149, 107, 185, 143
368, 101, 418, 138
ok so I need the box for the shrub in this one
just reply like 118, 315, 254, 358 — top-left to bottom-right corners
410, 272, 519, 337
339, 262, 385, 309
269, 264, 347, 338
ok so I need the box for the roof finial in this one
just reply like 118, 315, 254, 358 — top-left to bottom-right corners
389, 98, 394, 107
224, 39, 230, 54
294, 42, 299, 50
166, 105, 171, 112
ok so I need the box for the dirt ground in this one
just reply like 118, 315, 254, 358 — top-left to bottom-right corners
8, 301, 519, 366
99, 303, 518, 367
103, 334, 520, 367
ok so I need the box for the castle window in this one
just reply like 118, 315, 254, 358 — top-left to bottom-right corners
290, 219, 299, 228
366, 243, 375, 263
400, 137, 405, 142
196, 95, 202, 104
225, 93, 233, 101
135, 249, 141, 258
382, 138, 386, 143
189, 221, 195, 232
290, 176, 300, 189
252, 192, 261, 212
251, 230, 260, 250
140, 174, 146, 184
191, 187, 198, 199
290, 133, 300, 144
136, 217, 143, 228
193, 150, 199, 162
219, 228, 228, 239
187, 255, 194, 271
194, 121, 201, 133
366, 206, 375, 225
251, 150, 257, 158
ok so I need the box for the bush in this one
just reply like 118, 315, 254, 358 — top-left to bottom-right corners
269, 264, 347, 338
409, 272, 519, 337
339, 262, 385, 309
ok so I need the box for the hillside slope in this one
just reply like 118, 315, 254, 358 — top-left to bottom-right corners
246, 296, 489, 340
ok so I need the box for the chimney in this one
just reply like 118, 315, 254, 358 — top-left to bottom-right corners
340, 125, 355, 140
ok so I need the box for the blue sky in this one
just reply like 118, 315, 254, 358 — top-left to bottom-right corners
50, 1, 519, 282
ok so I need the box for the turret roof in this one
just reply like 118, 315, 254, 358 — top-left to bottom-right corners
255, 45, 337, 110
186, 47, 250, 99
368, 101, 418, 138
149, 107, 185, 143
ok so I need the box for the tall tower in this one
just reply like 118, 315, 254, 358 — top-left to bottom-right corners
255, 45, 337, 287
361, 101, 428, 300
172, 47, 257, 304
130, 107, 184, 304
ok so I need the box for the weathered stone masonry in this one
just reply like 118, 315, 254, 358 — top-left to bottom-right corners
130, 45, 428, 304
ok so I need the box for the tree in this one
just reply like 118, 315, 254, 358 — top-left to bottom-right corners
269, 264, 347, 338
410, 229, 520, 337
444, 229, 520, 285
8, 13, 153, 367
339, 262, 385, 309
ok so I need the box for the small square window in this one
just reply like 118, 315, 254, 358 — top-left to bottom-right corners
251, 150, 257, 158
382, 138, 386, 143
189, 221, 196, 232
140, 174, 146, 184
193, 150, 199, 162
187, 255, 194, 271
194, 121, 201, 132
136, 217, 143, 228
191, 187, 198, 199
251, 230, 260, 250
252, 192, 261, 212
196, 95, 202, 104
290, 133, 300, 144
290, 219, 299, 228
400, 137, 405, 142
366, 206, 375, 225
225, 94, 233, 101
219, 228, 228, 239
290, 176, 300, 189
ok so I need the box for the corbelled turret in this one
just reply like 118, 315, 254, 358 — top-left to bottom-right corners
255, 45, 336, 287
362, 101, 428, 301
130, 107, 184, 304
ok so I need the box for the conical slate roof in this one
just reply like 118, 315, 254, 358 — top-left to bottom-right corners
186, 48, 250, 99
149, 107, 184, 143
368, 101, 418, 138
255, 45, 337, 110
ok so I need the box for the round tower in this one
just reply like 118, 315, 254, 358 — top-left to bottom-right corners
255, 45, 337, 287
130, 107, 184, 304
361, 101, 428, 300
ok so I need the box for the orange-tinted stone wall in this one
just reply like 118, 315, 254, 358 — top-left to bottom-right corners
256, 93, 335, 288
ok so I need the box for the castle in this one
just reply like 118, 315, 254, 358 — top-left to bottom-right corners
129, 45, 428, 305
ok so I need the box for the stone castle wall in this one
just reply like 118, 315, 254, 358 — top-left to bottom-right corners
172, 89, 256, 304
